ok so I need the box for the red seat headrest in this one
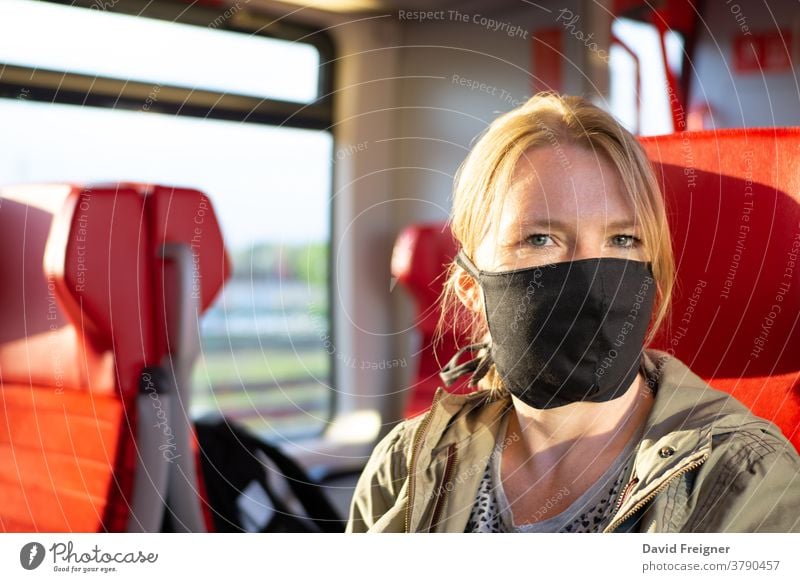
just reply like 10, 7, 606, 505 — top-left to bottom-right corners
44, 183, 231, 397
391, 223, 457, 336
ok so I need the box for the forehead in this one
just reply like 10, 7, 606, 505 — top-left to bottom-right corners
495, 144, 635, 229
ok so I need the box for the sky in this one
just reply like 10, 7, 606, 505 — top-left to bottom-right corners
0, 100, 333, 249
0, 0, 320, 103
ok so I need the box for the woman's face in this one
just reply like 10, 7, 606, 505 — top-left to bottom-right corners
473, 144, 649, 273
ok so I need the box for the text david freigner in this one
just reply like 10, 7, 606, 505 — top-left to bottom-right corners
643, 543, 730, 557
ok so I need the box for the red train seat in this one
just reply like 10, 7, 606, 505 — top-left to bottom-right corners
0, 183, 230, 531
391, 224, 472, 418
642, 128, 800, 450
394, 128, 800, 452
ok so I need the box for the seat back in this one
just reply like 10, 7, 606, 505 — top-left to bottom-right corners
394, 128, 800, 450
143, 184, 230, 531
0, 184, 133, 531
0, 183, 230, 531
642, 128, 800, 450
391, 223, 472, 417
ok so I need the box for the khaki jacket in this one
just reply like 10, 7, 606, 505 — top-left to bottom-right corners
346, 349, 800, 532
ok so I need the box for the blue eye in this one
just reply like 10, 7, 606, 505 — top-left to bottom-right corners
612, 235, 640, 248
527, 234, 552, 247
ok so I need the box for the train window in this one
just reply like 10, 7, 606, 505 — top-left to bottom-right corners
0, 0, 320, 103
610, 17, 684, 135
0, 0, 335, 441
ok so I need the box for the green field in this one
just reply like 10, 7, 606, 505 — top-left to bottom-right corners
194, 347, 329, 387
191, 348, 332, 439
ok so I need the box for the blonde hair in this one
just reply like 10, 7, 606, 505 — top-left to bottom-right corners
437, 92, 674, 398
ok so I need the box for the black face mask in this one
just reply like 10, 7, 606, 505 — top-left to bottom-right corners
440, 251, 656, 409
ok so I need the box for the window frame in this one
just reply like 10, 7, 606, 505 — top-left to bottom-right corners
0, 0, 335, 130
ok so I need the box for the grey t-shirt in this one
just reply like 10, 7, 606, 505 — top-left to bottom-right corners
464, 413, 638, 533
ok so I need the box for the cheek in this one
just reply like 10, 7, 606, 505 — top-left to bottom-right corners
633, 244, 651, 262
613, 248, 648, 263
473, 238, 502, 271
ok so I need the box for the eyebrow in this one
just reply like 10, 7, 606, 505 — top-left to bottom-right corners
517, 218, 641, 230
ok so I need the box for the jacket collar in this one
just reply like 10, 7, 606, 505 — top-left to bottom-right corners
426, 349, 772, 453
607, 350, 777, 527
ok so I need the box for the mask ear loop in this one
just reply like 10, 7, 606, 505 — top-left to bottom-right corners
454, 249, 480, 277
439, 342, 493, 387
438, 250, 493, 387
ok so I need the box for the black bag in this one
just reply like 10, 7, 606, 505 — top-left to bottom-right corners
195, 417, 344, 532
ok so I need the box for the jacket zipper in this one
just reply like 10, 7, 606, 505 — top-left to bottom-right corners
604, 453, 709, 532
428, 444, 458, 533
404, 389, 445, 533
611, 476, 640, 517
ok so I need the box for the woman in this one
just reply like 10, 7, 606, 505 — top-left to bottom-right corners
346, 93, 800, 533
